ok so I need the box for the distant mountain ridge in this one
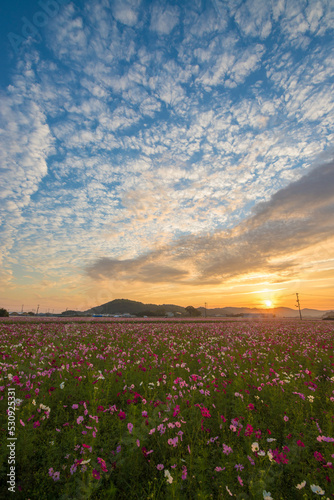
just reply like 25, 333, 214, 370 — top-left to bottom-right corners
197, 306, 330, 318
85, 299, 185, 315
81, 299, 331, 318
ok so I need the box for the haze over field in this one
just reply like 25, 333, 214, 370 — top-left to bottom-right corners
0, 0, 333, 313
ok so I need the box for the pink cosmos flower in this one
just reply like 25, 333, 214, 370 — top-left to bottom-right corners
222, 444, 233, 455
255, 429, 262, 439
314, 451, 325, 462
173, 405, 180, 417
97, 457, 108, 472
245, 424, 253, 436
157, 464, 164, 470
53, 472, 60, 481
118, 411, 126, 420
77, 416, 84, 424
182, 466, 187, 480
201, 407, 211, 418
127, 423, 133, 434
92, 469, 100, 480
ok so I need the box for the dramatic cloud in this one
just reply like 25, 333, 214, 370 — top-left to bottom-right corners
86, 159, 334, 284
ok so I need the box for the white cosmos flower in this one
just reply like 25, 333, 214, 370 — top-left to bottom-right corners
310, 484, 325, 495
251, 442, 259, 452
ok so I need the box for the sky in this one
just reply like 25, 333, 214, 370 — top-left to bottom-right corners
0, 0, 333, 314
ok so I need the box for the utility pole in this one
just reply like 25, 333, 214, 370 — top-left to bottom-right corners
204, 302, 207, 318
21, 304, 23, 314
296, 293, 302, 320
36, 304, 39, 315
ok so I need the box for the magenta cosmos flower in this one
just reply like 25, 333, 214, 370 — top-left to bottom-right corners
92, 469, 100, 480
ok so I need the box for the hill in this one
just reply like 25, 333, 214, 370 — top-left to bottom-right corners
84, 299, 185, 316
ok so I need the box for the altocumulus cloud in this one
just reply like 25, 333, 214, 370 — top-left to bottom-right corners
86, 159, 334, 284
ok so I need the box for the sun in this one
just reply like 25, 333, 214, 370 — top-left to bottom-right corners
265, 300, 272, 307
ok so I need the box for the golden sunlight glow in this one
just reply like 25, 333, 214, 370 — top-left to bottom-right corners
265, 300, 272, 307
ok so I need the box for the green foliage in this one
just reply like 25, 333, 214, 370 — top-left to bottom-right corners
185, 306, 201, 317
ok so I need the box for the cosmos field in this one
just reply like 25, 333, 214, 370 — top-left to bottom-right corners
0, 319, 334, 499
